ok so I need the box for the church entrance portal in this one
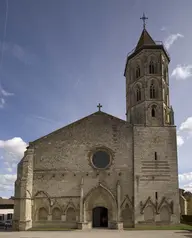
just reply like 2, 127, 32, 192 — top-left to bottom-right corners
92, 207, 108, 228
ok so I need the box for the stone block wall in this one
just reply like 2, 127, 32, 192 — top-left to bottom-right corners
133, 125, 180, 225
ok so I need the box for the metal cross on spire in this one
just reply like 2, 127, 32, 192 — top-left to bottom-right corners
97, 103, 102, 111
140, 13, 148, 29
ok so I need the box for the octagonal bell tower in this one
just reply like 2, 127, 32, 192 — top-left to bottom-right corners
124, 17, 174, 127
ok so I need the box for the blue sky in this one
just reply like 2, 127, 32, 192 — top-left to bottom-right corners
0, 0, 192, 197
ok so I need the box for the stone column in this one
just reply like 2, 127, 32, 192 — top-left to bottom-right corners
80, 177, 84, 222
48, 214, 52, 221
61, 214, 66, 221
117, 180, 121, 221
116, 181, 123, 230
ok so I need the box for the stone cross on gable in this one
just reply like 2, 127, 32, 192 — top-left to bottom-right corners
140, 13, 148, 29
97, 103, 102, 111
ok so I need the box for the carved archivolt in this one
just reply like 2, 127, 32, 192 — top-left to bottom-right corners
83, 182, 116, 205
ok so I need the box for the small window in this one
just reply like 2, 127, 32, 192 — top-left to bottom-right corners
155, 192, 158, 200
151, 107, 156, 117
7, 214, 12, 220
150, 83, 156, 99
149, 61, 155, 74
136, 65, 140, 79
155, 152, 157, 160
136, 86, 141, 101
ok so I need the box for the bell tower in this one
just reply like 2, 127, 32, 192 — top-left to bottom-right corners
124, 14, 174, 126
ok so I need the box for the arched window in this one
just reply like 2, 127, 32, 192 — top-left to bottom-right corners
130, 68, 134, 81
149, 61, 157, 74
150, 83, 156, 99
136, 85, 141, 101
135, 65, 140, 79
163, 68, 166, 79
151, 105, 157, 117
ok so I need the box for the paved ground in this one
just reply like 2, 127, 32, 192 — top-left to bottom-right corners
0, 229, 191, 238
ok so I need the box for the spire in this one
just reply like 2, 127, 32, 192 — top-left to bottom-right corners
135, 14, 156, 51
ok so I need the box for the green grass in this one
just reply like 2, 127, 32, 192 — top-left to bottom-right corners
124, 224, 192, 231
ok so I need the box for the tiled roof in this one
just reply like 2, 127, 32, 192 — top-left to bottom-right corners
135, 28, 156, 51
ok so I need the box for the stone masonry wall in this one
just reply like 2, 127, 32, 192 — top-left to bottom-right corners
31, 112, 134, 221
133, 125, 180, 224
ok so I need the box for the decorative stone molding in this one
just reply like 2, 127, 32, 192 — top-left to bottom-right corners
33, 191, 51, 203
140, 196, 174, 215
83, 182, 116, 204
140, 196, 157, 214
87, 145, 115, 170
64, 199, 77, 214
157, 196, 174, 214
121, 194, 134, 210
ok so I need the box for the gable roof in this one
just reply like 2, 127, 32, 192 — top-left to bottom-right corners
135, 28, 156, 51
30, 111, 128, 145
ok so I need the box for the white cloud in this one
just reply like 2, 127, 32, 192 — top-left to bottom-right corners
0, 41, 37, 65
171, 65, 192, 80
183, 182, 192, 192
179, 172, 192, 192
179, 172, 192, 182
0, 137, 28, 171
176, 117, 192, 146
164, 33, 184, 49
1, 88, 14, 97
0, 137, 27, 156
12, 44, 36, 65
0, 98, 5, 108
0, 86, 14, 109
0, 174, 16, 192
177, 135, 184, 147
180, 117, 192, 132
161, 26, 167, 31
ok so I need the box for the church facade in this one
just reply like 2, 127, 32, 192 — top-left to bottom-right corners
13, 25, 180, 231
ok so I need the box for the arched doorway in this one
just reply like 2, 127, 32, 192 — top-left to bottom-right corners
92, 207, 108, 228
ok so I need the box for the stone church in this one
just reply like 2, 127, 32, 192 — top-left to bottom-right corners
13, 21, 180, 231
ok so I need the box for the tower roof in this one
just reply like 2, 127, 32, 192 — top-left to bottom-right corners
135, 28, 156, 51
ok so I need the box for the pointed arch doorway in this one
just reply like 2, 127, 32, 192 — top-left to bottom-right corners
92, 207, 108, 228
